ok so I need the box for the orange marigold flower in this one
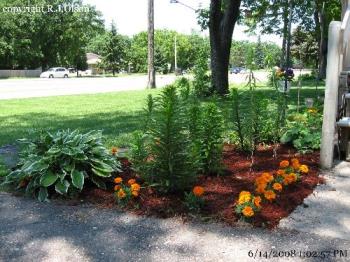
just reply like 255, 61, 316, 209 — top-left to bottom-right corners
132, 190, 139, 197
273, 183, 283, 192
276, 169, 285, 176
261, 172, 274, 183
289, 173, 298, 182
254, 196, 262, 208
117, 189, 126, 199
242, 206, 254, 217
114, 185, 121, 191
299, 165, 309, 174
114, 177, 123, 184
238, 191, 251, 204
264, 190, 276, 201
255, 184, 266, 194
280, 160, 290, 168
128, 179, 136, 185
131, 183, 141, 192
193, 186, 205, 197
111, 147, 118, 155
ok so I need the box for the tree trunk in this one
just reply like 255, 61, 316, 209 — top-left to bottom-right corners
280, 3, 289, 68
285, 0, 293, 68
318, 1, 327, 79
209, 0, 241, 95
147, 0, 156, 89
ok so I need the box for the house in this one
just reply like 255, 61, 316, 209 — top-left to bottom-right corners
86, 53, 102, 75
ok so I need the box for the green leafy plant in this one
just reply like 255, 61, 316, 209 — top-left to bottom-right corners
133, 85, 197, 193
198, 103, 224, 175
281, 109, 322, 153
0, 158, 9, 180
192, 48, 211, 97
2, 130, 121, 201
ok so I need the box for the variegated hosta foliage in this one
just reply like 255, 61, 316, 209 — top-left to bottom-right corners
2, 130, 121, 201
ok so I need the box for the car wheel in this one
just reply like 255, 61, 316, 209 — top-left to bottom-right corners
64, 74, 68, 78
49, 75, 54, 78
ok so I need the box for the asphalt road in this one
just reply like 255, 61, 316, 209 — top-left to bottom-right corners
0, 75, 176, 100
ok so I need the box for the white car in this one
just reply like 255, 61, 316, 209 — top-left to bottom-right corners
40, 67, 69, 78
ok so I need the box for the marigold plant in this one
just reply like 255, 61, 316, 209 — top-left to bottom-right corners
184, 186, 205, 213
235, 191, 261, 219
114, 177, 141, 207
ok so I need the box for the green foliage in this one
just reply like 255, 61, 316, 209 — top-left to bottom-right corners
184, 192, 204, 213
0, 0, 104, 70
135, 86, 198, 193
98, 23, 130, 75
192, 48, 211, 97
281, 109, 322, 153
198, 103, 225, 175
2, 130, 120, 201
0, 158, 9, 180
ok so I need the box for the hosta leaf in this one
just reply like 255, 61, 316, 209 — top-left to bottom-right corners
91, 163, 114, 173
91, 168, 111, 177
91, 175, 106, 189
71, 170, 84, 190
47, 146, 61, 155
40, 172, 58, 187
55, 179, 70, 195
38, 187, 48, 202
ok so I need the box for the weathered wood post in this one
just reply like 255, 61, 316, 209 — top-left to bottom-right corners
320, 22, 342, 169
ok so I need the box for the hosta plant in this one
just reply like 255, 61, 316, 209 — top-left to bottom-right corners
2, 130, 121, 201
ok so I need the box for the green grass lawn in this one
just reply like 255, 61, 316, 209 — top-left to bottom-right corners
0, 89, 160, 148
0, 82, 324, 149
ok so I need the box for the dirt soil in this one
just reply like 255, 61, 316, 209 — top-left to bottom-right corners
79, 144, 323, 229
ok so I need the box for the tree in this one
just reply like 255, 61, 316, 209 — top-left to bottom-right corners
209, 0, 242, 95
99, 23, 128, 75
255, 36, 264, 69
148, 0, 156, 88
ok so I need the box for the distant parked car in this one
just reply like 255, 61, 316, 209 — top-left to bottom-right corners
40, 67, 69, 78
230, 67, 246, 74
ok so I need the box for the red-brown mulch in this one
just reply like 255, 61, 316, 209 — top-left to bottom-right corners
79, 144, 323, 229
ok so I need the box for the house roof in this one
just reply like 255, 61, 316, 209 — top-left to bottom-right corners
86, 53, 101, 65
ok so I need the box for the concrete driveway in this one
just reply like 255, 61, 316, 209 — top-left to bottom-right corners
0, 75, 176, 100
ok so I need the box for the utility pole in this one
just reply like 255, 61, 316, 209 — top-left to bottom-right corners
147, 0, 156, 88
174, 34, 177, 72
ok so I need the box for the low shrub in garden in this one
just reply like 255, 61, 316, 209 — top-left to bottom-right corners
235, 158, 309, 220
2, 130, 121, 202
114, 177, 141, 207
281, 108, 322, 153
184, 186, 205, 213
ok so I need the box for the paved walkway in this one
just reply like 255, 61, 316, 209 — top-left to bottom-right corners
0, 192, 349, 262
279, 161, 350, 241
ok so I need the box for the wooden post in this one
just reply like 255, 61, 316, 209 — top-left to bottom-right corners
320, 22, 342, 169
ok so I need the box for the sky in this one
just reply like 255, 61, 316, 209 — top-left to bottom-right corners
83, 0, 282, 46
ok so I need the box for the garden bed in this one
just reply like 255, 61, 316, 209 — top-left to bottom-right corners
79, 144, 322, 229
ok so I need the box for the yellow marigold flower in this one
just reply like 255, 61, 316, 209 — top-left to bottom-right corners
132, 190, 139, 197
273, 183, 283, 192
238, 191, 251, 204
254, 196, 262, 208
242, 206, 254, 217
193, 186, 205, 197
280, 160, 290, 168
114, 177, 123, 184
276, 169, 285, 176
114, 185, 121, 191
299, 165, 309, 174
128, 179, 136, 185
131, 183, 141, 192
117, 189, 126, 199
289, 173, 298, 182
308, 108, 318, 114
264, 190, 276, 201
111, 147, 118, 155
